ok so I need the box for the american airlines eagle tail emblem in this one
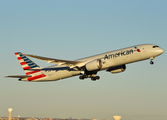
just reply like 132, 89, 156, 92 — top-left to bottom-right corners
14, 52, 46, 81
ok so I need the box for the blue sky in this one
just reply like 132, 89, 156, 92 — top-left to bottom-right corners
0, 1, 167, 120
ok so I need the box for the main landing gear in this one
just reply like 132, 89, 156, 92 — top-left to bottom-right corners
91, 76, 100, 81
79, 70, 100, 81
79, 75, 100, 81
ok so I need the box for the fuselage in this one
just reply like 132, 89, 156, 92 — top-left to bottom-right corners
78, 44, 164, 69
20, 44, 164, 82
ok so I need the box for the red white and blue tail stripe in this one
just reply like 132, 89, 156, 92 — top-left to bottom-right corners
15, 52, 46, 81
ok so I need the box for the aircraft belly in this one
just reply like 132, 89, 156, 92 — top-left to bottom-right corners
43, 70, 81, 81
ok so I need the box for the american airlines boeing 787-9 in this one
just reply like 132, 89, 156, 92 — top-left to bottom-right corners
6, 44, 164, 81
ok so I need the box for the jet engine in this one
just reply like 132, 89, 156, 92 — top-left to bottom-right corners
107, 65, 126, 73
85, 59, 102, 71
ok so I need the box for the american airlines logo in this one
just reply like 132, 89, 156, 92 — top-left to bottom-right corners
104, 47, 141, 60
134, 46, 141, 52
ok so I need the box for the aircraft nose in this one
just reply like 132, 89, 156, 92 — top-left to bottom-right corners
158, 48, 164, 54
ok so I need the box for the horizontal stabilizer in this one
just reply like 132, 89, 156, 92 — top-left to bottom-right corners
5, 75, 31, 78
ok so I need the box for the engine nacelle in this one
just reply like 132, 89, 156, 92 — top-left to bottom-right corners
107, 65, 126, 73
85, 59, 102, 71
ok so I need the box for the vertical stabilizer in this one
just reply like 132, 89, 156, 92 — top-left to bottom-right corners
15, 52, 46, 81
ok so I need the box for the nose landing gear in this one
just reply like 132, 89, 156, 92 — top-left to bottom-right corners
150, 61, 154, 65
150, 57, 155, 65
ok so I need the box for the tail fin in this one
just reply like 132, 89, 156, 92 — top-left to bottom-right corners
15, 52, 42, 75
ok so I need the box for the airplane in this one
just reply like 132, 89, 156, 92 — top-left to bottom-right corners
6, 44, 164, 82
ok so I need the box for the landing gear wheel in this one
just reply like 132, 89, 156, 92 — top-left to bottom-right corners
83, 75, 87, 78
79, 76, 84, 80
91, 77, 96, 81
150, 61, 154, 65
95, 76, 100, 80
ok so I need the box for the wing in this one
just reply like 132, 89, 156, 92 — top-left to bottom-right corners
22, 53, 85, 68
5, 75, 31, 78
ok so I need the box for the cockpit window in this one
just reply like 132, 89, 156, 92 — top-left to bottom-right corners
153, 45, 159, 48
